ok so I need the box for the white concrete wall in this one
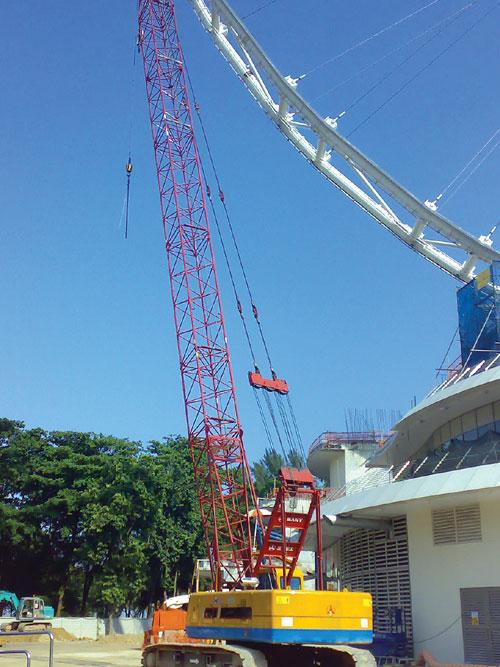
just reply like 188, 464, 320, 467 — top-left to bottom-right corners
0, 617, 102, 640
329, 451, 346, 488
407, 496, 500, 662
105, 618, 149, 635
0, 616, 148, 639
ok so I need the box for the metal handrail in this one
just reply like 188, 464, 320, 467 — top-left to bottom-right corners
0, 630, 54, 667
0, 649, 31, 667
309, 431, 392, 455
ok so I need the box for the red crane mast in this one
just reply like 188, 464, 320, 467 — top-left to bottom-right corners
138, 0, 259, 590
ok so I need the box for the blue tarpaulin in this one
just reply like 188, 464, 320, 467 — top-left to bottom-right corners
457, 261, 500, 366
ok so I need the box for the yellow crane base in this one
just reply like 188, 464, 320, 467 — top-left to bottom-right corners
186, 589, 372, 645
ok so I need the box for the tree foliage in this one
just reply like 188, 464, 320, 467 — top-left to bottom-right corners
0, 420, 203, 617
252, 447, 304, 497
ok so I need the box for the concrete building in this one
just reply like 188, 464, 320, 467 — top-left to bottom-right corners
308, 359, 500, 663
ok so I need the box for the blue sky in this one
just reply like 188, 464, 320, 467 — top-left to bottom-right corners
1, 1, 499, 461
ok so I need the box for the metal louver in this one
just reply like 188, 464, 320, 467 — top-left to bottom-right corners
432, 504, 482, 545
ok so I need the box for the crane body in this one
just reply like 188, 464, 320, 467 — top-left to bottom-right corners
138, 0, 374, 665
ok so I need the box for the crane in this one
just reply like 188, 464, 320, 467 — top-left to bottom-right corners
137, 1, 374, 666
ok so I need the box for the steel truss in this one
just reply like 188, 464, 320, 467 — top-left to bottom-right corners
189, 0, 500, 282
138, 0, 259, 589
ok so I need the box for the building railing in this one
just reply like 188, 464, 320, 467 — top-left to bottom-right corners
321, 432, 500, 504
0, 630, 54, 667
309, 431, 392, 456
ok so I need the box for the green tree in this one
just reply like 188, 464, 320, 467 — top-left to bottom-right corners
0, 421, 203, 618
252, 447, 305, 496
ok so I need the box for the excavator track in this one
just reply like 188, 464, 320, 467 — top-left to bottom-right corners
142, 641, 376, 667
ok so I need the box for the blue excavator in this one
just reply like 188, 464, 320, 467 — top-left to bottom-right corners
0, 591, 54, 632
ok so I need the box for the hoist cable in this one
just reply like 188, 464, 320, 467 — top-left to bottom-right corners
200, 158, 259, 367
334, 1, 474, 126
347, 0, 500, 138
263, 392, 289, 464
274, 394, 296, 455
436, 129, 500, 204
286, 393, 306, 462
125, 170, 132, 239
302, 0, 443, 79
183, 52, 306, 461
312, 0, 476, 103
184, 63, 277, 374
253, 388, 276, 450
123, 43, 138, 239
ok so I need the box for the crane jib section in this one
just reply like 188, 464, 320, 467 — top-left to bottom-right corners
138, 0, 258, 589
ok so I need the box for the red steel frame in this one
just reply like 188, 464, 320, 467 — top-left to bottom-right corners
138, 0, 260, 589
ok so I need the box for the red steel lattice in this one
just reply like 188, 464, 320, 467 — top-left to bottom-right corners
138, 0, 259, 589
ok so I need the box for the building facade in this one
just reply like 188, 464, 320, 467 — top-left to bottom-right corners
308, 361, 500, 663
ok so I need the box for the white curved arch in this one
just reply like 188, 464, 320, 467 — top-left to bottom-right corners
188, 0, 500, 282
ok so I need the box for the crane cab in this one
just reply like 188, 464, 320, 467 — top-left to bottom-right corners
257, 566, 304, 591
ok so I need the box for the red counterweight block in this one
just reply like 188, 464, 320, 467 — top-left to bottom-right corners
248, 371, 289, 394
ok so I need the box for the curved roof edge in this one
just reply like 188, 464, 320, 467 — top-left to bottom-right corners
322, 462, 500, 517
369, 365, 500, 467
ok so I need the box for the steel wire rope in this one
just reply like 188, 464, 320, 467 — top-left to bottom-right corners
200, 157, 259, 368
436, 129, 500, 205
331, 2, 475, 127
346, 0, 500, 138
119, 42, 138, 236
302, 0, 443, 80
187, 76, 276, 374
263, 391, 291, 465
253, 388, 275, 450
182, 57, 307, 459
242, 0, 280, 20
285, 393, 307, 462
312, 0, 476, 104
435, 325, 459, 378
274, 393, 297, 454
464, 301, 495, 368
201, 173, 278, 451
178, 47, 284, 452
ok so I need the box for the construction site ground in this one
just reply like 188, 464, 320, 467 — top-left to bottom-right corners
0, 636, 142, 666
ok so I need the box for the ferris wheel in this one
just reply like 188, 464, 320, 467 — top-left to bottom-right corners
188, 0, 499, 283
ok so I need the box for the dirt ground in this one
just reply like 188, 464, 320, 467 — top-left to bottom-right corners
0, 637, 142, 666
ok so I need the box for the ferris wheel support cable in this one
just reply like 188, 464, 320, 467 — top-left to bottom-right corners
312, 0, 477, 103
302, 0, 443, 79
434, 127, 500, 205
347, 1, 500, 139
333, 2, 476, 127
188, 0, 500, 282
441, 136, 500, 205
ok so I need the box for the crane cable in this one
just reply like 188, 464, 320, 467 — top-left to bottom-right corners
182, 58, 304, 463
346, 0, 500, 138
313, 0, 477, 103
302, 0, 443, 80
122, 42, 138, 239
186, 68, 275, 375
331, 0, 477, 127
433, 127, 500, 206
